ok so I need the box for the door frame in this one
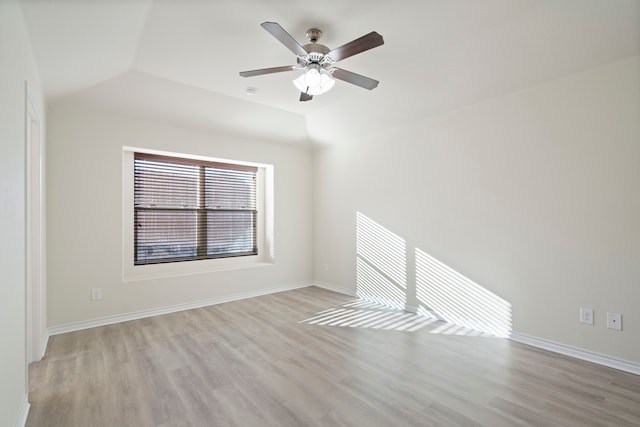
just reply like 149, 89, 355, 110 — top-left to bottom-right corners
25, 82, 45, 373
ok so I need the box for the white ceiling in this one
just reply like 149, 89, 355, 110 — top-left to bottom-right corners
20, 0, 640, 145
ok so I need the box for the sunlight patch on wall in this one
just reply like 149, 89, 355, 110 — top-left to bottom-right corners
356, 258, 406, 310
356, 212, 406, 309
353, 211, 512, 338
415, 248, 512, 338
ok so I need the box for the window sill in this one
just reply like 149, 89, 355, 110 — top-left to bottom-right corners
123, 255, 274, 282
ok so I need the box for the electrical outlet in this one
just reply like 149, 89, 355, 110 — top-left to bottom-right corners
579, 308, 593, 325
91, 288, 102, 300
607, 312, 622, 331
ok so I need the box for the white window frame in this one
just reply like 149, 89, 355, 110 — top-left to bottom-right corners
122, 147, 274, 281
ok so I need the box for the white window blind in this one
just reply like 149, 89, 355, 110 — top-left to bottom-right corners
134, 153, 257, 265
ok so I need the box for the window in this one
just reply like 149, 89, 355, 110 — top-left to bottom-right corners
134, 153, 257, 265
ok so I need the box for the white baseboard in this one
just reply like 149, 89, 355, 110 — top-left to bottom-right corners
44, 283, 639, 377
404, 303, 420, 314
308, 288, 640, 375
38, 333, 49, 360
312, 281, 357, 297
48, 282, 312, 336
510, 332, 640, 376
15, 394, 29, 427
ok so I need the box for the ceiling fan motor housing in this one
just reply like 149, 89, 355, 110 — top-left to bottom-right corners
298, 45, 331, 69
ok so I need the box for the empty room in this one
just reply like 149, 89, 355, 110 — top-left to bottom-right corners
2, 0, 639, 426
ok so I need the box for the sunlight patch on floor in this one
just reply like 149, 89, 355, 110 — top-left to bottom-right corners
300, 298, 500, 337
300, 299, 436, 332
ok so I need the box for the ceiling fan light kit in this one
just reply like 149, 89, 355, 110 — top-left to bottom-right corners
292, 65, 335, 95
239, 22, 384, 102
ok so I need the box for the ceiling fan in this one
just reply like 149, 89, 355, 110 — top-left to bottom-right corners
239, 22, 384, 102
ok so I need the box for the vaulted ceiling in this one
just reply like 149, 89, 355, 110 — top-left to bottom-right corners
20, 0, 640, 144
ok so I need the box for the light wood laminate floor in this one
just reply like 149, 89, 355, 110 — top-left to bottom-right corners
27, 287, 640, 426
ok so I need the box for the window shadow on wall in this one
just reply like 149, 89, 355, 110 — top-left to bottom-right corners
356, 211, 407, 310
355, 211, 512, 337
415, 248, 512, 337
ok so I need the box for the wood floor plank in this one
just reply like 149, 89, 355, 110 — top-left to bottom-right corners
27, 286, 640, 426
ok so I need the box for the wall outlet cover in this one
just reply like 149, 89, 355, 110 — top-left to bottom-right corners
606, 312, 622, 331
579, 308, 594, 325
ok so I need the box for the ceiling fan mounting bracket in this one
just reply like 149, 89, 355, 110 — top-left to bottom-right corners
306, 28, 322, 43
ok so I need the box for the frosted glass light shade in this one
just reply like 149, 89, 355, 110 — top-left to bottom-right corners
293, 68, 335, 95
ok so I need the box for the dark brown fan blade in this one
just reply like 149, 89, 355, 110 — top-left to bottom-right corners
299, 91, 313, 102
239, 65, 296, 78
261, 22, 308, 57
331, 68, 379, 90
326, 31, 384, 62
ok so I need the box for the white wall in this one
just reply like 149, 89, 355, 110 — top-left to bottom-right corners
313, 57, 640, 363
46, 104, 313, 328
0, 1, 45, 425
